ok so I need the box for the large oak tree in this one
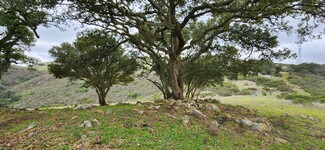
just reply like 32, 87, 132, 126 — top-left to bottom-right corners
64, 0, 325, 100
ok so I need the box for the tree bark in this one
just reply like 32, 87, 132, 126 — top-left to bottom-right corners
99, 96, 107, 106
96, 88, 107, 106
169, 56, 184, 100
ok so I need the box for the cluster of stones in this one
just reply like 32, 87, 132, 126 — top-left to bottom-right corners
158, 98, 274, 134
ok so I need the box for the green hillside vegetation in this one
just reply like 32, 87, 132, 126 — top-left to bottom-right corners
0, 65, 159, 109
0, 66, 46, 108
1, 100, 324, 149
1, 63, 325, 149
279, 64, 325, 104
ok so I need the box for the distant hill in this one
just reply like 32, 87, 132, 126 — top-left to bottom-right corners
0, 65, 160, 108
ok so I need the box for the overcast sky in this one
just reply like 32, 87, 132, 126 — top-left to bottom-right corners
27, 23, 325, 64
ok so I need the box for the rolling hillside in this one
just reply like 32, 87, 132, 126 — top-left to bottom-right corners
0, 65, 160, 109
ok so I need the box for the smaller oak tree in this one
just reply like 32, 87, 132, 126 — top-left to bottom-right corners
48, 29, 138, 106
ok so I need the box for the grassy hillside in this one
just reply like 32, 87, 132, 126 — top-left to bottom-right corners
11, 74, 160, 108
1, 64, 325, 149
0, 65, 160, 109
1, 100, 324, 149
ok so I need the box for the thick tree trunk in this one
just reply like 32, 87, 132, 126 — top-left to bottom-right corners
169, 56, 184, 100
168, 24, 185, 100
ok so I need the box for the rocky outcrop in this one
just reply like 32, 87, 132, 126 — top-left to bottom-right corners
186, 107, 206, 119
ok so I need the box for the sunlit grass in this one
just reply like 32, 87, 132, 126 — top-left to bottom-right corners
219, 95, 325, 124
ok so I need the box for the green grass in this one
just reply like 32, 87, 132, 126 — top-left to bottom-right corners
1, 100, 325, 149
219, 95, 325, 124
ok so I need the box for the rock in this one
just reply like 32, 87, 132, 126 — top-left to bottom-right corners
182, 115, 190, 127
274, 137, 289, 144
173, 105, 180, 110
299, 114, 314, 120
175, 100, 182, 106
24, 123, 36, 131
188, 100, 195, 105
6, 143, 12, 147
169, 99, 176, 106
137, 110, 144, 115
80, 120, 92, 127
181, 103, 191, 109
207, 121, 220, 135
306, 115, 314, 120
240, 118, 253, 127
92, 119, 101, 126
205, 103, 221, 113
74, 104, 93, 110
186, 107, 206, 119
252, 123, 271, 132
191, 101, 202, 109
225, 114, 232, 120
149, 105, 161, 110
210, 121, 220, 128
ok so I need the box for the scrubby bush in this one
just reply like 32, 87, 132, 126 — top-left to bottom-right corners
0, 90, 21, 108
262, 91, 267, 96
277, 93, 315, 104
247, 76, 293, 92
237, 88, 252, 95
213, 82, 240, 96
128, 92, 140, 99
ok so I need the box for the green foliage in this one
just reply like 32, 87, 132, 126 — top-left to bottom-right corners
237, 88, 252, 95
276, 91, 325, 104
48, 29, 138, 105
128, 92, 140, 99
261, 91, 267, 96
288, 73, 325, 96
213, 82, 240, 97
248, 76, 293, 92
78, 87, 89, 93
0, 90, 21, 108
183, 54, 224, 98
291, 63, 325, 76
277, 93, 314, 104
0, 0, 58, 77
64, 0, 325, 99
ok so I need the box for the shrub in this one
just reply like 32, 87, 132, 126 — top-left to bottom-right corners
128, 92, 140, 99
213, 82, 239, 97
78, 87, 89, 93
262, 91, 267, 96
247, 76, 292, 92
277, 93, 314, 104
237, 88, 252, 95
